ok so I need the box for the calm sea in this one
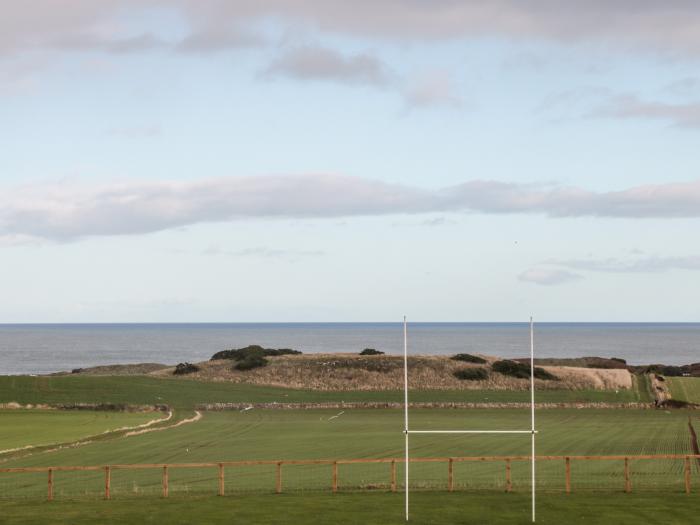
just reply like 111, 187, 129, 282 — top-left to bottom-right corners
0, 323, 698, 375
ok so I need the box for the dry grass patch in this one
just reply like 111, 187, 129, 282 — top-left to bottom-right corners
153, 354, 632, 392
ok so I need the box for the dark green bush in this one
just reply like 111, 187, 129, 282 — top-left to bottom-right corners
660, 365, 683, 377
492, 360, 558, 380
212, 345, 301, 361
173, 362, 199, 375
360, 348, 384, 355
453, 367, 489, 381
451, 353, 487, 364
234, 355, 268, 371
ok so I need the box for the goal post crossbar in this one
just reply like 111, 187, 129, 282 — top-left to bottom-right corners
402, 316, 537, 523
407, 430, 537, 435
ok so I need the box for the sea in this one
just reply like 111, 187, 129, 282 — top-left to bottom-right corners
1, 323, 699, 376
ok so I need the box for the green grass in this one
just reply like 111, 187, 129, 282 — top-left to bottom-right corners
1, 409, 695, 498
667, 377, 700, 404
0, 492, 698, 525
0, 409, 157, 451
4, 409, 692, 466
0, 375, 649, 410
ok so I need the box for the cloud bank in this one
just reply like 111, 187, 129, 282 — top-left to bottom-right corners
4, 2, 700, 57
2, 175, 700, 242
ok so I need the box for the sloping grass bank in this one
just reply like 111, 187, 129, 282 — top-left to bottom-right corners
0, 375, 650, 411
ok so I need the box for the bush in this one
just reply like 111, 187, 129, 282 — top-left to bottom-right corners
492, 360, 558, 381
173, 362, 200, 375
451, 354, 487, 364
453, 367, 489, 381
360, 348, 384, 356
234, 355, 268, 371
643, 364, 684, 377
211, 345, 301, 361
660, 365, 683, 377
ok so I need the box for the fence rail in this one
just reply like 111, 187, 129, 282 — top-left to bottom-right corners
1, 455, 698, 501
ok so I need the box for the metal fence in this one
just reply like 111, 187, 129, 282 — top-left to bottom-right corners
1, 455, 698, 500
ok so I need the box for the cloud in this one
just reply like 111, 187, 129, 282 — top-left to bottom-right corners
3, 175, 700, 241
5, 2, 700, 58
403, 70, 461, 109
53, 33, 165, 54
518, 268, 583, 286
176, 29, 264, 53
547, 255, 700, 274
663, 77, 700, 97
594, 95, 700, 129
263, 46, 390, 86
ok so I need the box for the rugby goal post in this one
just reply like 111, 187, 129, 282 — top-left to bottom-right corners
402, 317, 537, 522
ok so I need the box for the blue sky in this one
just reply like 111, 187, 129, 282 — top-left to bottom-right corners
1, 1, 699, 322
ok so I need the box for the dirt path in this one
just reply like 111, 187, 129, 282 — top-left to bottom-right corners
0, 410, 173, 462
124, 410, 202, 437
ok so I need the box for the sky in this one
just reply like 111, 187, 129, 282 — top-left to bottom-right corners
1, 1, 700, 322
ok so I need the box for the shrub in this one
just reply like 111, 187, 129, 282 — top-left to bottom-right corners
643, 364, 683, 377
453, 367, 489, 381
660, 365, 683, 377
360, 348, 384, 356
234, 355, 268, 371
492, 360, 558, 381
211, 345, 301, 361
451, 353, 487, 364
173, 362, 200, 375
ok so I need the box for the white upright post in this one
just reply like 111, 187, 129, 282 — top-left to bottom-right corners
403, 316, 409, 521
530, 317, 536, 523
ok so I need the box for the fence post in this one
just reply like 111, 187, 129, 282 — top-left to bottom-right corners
276, 462, 282, 494
218, 464, 225, 496
104, 466, 111, 500
624, 458, 631, 493
565, 457, 571, 494
162, 466, 169, 498
685, 457, 691, 494
47, 468, 53, 501
391, 460, 397, 492
332, 462, 338, 493
448, 458, 454, 492
505, 459, 512, 493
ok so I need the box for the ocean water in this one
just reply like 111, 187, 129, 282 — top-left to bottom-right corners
0, 322, 698, 375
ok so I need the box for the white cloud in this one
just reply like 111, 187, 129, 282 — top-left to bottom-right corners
518, 268, 583, 286
594, 94, 700, 129
547, 255, 700, 273
3, 175, 700, 241
263, 46, 390, 86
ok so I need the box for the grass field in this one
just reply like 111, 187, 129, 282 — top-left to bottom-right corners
0, 409, 159, 451
1, 408, 696, 499
667, 377, 700, 404
0, 375, 651, 410
0, 492, 698, 525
